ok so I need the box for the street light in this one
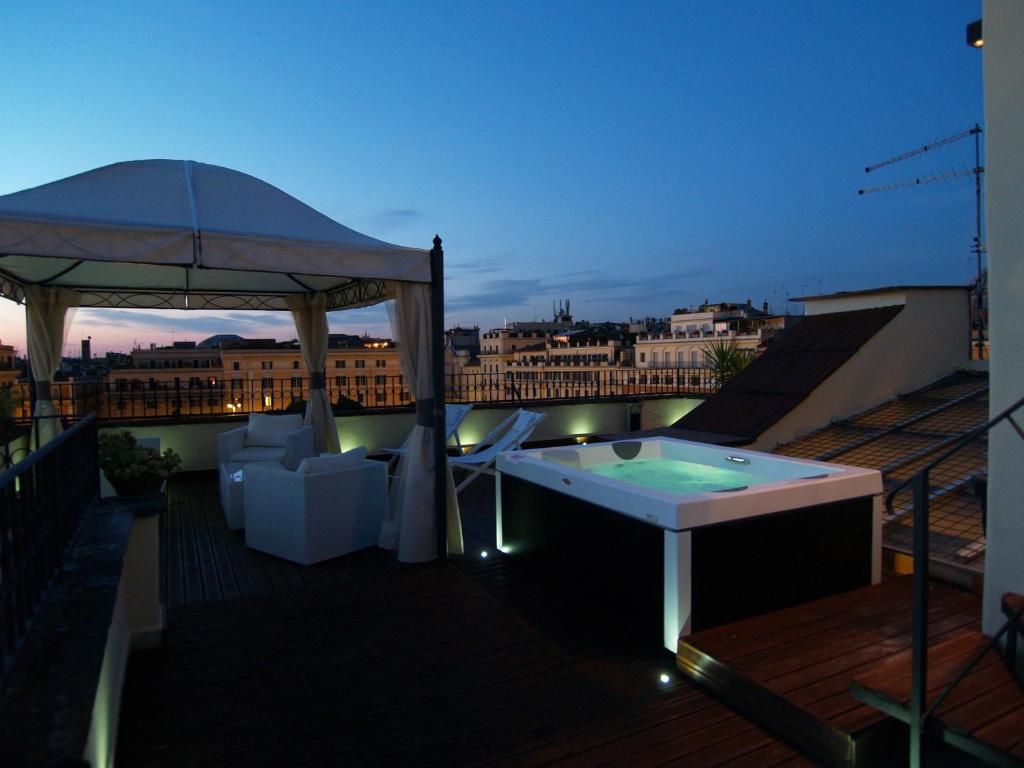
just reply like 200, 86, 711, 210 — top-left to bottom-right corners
966, 19, 983, 48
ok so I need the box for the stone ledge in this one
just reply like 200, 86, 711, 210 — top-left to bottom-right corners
0, 499, 135, 766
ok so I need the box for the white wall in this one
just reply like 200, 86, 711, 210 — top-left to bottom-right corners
102, 397, 705, 471
982, 0, 1024, 634
751, 289, 970, 451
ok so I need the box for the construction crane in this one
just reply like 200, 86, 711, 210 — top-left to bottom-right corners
859, 124, 986, 359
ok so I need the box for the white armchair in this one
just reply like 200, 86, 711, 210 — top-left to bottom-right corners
243, 449, 387, 565
217, 413, 315, 470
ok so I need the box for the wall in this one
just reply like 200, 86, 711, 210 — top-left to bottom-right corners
751, 289, 970, 451
100, 397, 705, 470
982, 0, 1024, 634
803, 290, 907, 315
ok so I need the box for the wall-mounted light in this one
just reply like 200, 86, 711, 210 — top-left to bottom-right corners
966, 19, 983, 48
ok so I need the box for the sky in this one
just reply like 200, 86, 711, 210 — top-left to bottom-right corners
0, 0, 983, 356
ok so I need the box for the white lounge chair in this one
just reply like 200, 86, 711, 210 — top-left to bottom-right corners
383, 403, 473, 469
449, 409, 546, 493
444, 403, 473, 451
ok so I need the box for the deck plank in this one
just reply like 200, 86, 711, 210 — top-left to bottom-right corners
118, 472, 808, 767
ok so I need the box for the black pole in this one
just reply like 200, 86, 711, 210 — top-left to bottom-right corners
430, 235, 447, 560
909, 471, 930, 768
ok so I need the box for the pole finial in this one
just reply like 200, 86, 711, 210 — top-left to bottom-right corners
433, 234, 442, 249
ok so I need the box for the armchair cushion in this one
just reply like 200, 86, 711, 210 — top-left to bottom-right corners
245, 413, 304, 447
297, 447, 368, 475
231, 445, 287, 463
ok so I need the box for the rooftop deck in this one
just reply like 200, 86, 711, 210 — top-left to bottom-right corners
118, 471, 814, 767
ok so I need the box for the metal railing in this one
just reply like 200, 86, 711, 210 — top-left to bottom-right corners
883, 393, 1024, 767
0, 414, 99, 684
4, 369, 717, 425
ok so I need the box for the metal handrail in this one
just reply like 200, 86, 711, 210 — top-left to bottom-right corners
0, 413, 96, 487
904, 393, 1024, 767
886, 392, 1024, 514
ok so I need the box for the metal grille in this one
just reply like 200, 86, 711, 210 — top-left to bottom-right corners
774, 372, 990, 574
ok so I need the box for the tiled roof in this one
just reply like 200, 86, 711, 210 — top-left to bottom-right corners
774, 371, 989, 573
673, 305, 904, 440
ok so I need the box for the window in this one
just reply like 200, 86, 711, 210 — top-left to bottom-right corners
261, 361, 273, 370
376, 359, 386, 367
375, 391, 385, 403
232, 361, 240, 371
691, 350, 701, 368
639, 353, 646, 363
652, 351, 659, 366
261, 377, 273, 388
336, 375, 348, 386
355, 360, 366, 369
231, 378, 243, 389
375, 375, 386, 385
189, 377, 201, 387
356, 375, 367, 385
291, 377, 302, 387
335, 360, 346, 368
293, 361, 300, 370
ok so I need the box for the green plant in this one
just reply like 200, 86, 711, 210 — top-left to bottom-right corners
0, 385, 21, 417
0, 386, 21, 436
99, 430, 182, 497
334, 394, 363, 412
701, 340, 754, 390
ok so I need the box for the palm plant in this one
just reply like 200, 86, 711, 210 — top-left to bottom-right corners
701, 340, 753, 390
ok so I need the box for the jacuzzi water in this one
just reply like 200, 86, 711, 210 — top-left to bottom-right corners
588, 457, 774, 495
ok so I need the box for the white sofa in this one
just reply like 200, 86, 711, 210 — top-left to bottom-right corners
243, 449, 387, 565
217, 413, 315, 470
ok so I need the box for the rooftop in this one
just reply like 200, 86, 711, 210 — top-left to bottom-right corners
790, 285, 970, 302
673, 305, 904, 442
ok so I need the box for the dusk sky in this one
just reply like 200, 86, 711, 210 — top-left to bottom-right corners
1, 1, 983, 356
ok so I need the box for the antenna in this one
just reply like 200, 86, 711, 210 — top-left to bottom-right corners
859, 124, 986, 358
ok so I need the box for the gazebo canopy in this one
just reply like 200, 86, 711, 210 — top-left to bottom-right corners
0, 159, 431, 311
0, 158, 453, 562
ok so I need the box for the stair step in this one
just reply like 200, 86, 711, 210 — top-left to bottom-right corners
850, 629, 1024, 766
1003, 591, 1024, 619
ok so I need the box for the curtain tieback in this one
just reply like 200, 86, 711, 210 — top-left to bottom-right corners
35, 380, 52, 400
309, 371, 325, 390
416, 398, 435, 427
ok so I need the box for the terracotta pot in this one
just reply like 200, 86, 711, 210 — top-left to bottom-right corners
109, 475, 164, 499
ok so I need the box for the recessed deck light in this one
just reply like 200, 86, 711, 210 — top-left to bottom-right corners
480, 550, 489, 559
659, 673, 671, 685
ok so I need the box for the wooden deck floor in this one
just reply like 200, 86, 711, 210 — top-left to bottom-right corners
118, 470, 813, 767
677, 578, 983, 765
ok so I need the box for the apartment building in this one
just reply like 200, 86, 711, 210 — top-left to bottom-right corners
0, 339, 17, 386
102, 335, 403, 418
635, 300, 797, 368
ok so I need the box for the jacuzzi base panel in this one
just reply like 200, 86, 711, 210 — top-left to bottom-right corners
498, 474, 878, 651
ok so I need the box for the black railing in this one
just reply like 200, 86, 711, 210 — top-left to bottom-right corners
0, 414, 99, 684
5, 369, 716, 425
884, 393, 1024, 767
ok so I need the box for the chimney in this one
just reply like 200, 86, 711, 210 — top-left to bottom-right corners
746, 298, 752, 307
763, 300, 769, 314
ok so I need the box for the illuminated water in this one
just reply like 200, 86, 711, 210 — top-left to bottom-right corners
587, 458, 773, 495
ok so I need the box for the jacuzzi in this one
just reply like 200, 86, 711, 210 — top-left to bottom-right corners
495, 437, 883, 651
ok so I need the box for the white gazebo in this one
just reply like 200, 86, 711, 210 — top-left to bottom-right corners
0, 159, 457, 562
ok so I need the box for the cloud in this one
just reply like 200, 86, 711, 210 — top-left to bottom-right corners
363, 207, 422, 234
446, 278, 543, 311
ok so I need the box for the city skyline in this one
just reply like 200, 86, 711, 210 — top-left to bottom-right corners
1, 1, 983, 355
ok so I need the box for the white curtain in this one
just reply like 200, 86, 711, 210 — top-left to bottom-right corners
285, 292, 340, 454
24, 284, 79, 445
379, 283, 463, 562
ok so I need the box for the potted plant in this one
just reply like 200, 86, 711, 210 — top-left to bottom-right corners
99, 430, 182, 498
0, 385, 20, 439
